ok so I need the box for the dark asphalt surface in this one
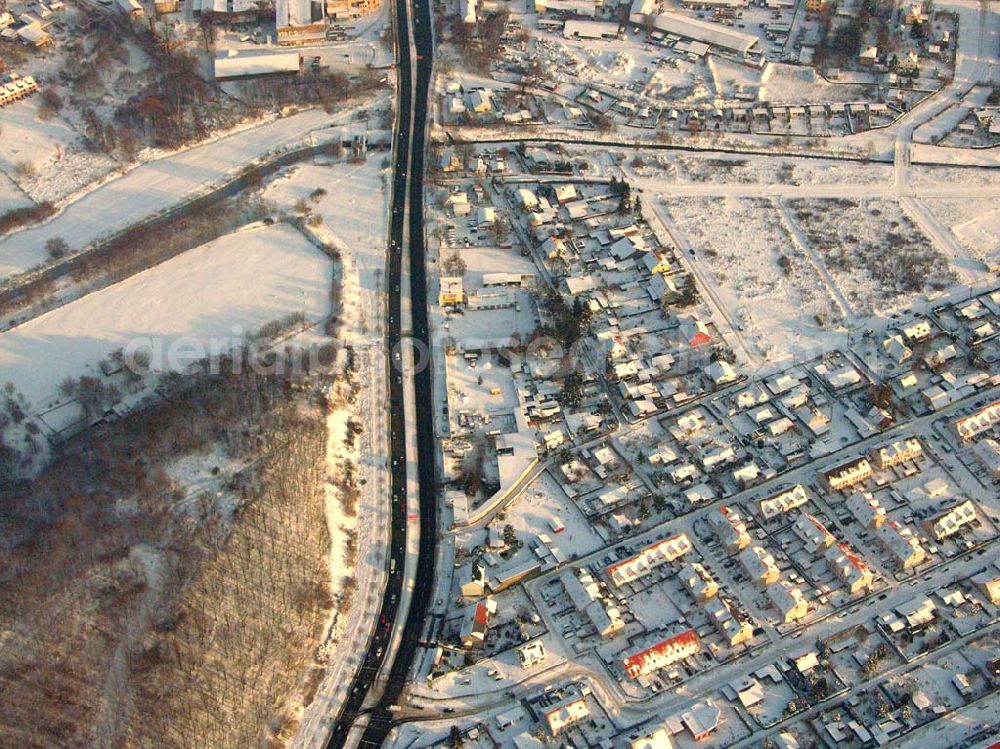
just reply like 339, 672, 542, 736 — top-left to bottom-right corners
324, 0, 436, 744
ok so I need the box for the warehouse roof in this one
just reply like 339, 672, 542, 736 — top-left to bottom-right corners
636, 11, 758, 54
214, 50, 301, 80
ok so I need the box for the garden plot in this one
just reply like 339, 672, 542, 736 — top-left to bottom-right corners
0, 222, 331, 413
785, 198, 957, 316
663, 196, 843, 360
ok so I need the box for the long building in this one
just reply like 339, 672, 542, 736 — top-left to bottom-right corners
679, 561, 718, 602
607, 533, 692, 587
872, 437, 923, 469
826, 542, 873, 593
824, 456, 873, 492
622, 629, 700, 678
924, 500, 977, 541
954, 400, 1000, 441
738, 545, 780, 587
705, 596, 753, 645
214, 50, 301, 80
707, 506, 751, 554
791, 513, 835, 553
0, 75, 39, 108
876, 520, 926, 569
758, 484, 808, 520
560, 568, 624, 638
847, 490, 886, 529
766, 581, 808, 623
635, 11, 758, 55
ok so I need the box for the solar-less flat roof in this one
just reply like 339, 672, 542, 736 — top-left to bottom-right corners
635, 11, 758, 54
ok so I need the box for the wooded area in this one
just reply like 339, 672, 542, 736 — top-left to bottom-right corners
0, 348, 338, 748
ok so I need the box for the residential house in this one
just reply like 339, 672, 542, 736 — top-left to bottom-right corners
738, 545, 780, 587
708, 506, 751, 554
622, 629, 700, 678
759, 485, 809, 520
767, 581, 809, 623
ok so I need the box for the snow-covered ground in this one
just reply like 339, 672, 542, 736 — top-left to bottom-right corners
0, 172, 33, 213
272, 158, 397, 749
943, 205, 1000, 261
0, 96, 118, 206
757, 63, 870, 105
911, 164, 1000, 189
658, 196, 844, 362
0, 222, 332, 412
0, 105, 375, 281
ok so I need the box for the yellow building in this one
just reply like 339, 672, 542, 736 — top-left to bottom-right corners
326, 0, 379, 19
439, 276, 464, 306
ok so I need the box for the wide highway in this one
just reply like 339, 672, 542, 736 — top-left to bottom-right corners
324, 0, 436, 742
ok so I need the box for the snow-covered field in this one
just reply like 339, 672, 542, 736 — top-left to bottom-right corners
951, 207, 1000, 259
0, 173, 32, 213
915, 199, 999, 262
910, 164, 1000, 188
0, 222, 331, 411
263, 159, 389, 308
0, 108, 342, 281
641, 152, 895, 187
0, 96, 118, 206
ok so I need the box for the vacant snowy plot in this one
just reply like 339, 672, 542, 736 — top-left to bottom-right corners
663, 153, 893, 187
786, 198, 956, 315
923, 198, 1000, 262
758, 62, 871, 104
664, 197, 841, 359
0, 97, 117, 205
952, 207, 1000, 260
910, 164, 1000, 188
922, 198, 1000, 262
0, 222, 331, 410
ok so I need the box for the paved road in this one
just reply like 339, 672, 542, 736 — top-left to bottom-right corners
324, 0, 438, 743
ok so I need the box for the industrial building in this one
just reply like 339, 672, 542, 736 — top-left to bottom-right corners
634, 11, 758, 55
214, 49, 302, 81
275, 0, 327, 45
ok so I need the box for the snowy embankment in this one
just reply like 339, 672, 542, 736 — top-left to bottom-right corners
271, 161, 396, 749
